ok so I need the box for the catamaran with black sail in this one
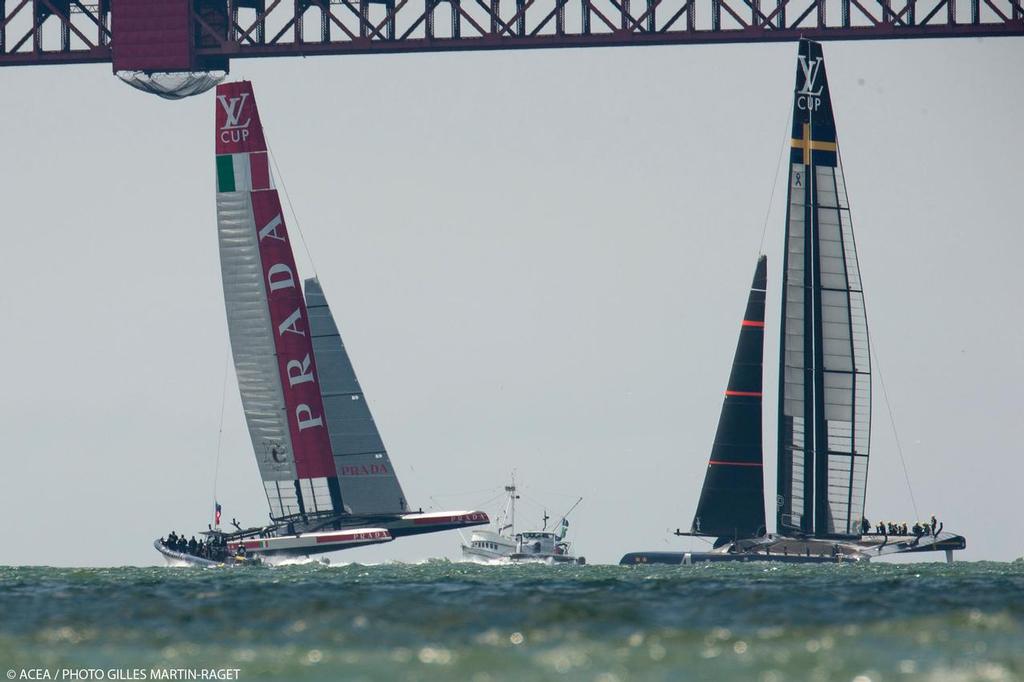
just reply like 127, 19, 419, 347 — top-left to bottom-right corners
620, 39, 965, 565
156, 81, 488, 566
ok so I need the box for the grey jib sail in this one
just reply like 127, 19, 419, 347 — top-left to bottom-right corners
304, 278, 409, 515
692, 256, 767, 540
776, 39, 871, 539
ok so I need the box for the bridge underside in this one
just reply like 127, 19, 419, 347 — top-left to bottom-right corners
0, 0, 1020, 70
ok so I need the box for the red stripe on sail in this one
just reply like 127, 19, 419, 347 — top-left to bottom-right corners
250, 152, 271, 191
251, 191, 338, 480
741, 320, 765, 327
708, 460, 763, 467
725, 390, 763, 397
215, 81, 267, 155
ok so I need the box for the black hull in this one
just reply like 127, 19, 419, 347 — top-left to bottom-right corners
620, 531, 966, 565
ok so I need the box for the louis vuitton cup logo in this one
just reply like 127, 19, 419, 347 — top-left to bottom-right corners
796, 55, 824, 112
217, 92, 252, 143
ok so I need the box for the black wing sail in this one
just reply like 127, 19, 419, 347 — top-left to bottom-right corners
776, 39, 871, 539
692, 256, 768, 540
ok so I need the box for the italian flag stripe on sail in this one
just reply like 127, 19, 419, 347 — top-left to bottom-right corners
216, 151, 272, 193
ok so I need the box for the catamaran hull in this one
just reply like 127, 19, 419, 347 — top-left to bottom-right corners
620, 532, 966, 566
227, 510, 491, 555
335, 510, 490, 539
620, 551, 859, 565
227, 527, 393, 556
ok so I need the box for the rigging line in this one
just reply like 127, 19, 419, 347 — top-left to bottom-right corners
519, 486, 580, 499
431, 491, 505, 511
473, 492, 508, 510
869, 332, 921, 522
429, 485, 504, 498
211, 347, 231, 521
757, 93, 794, 258
518, 493, 558, 515
265, 135, 319, 278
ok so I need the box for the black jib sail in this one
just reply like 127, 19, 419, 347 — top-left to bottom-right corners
692, 256, 768, 540
776, 39, 871, 539
304, 277, 410, 515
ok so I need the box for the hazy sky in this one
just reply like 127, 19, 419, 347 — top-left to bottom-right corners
1, 37, 1021, 566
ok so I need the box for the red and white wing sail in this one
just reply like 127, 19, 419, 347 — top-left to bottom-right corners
215, 81, 344, 520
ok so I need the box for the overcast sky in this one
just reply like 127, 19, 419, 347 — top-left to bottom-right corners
1, 37, 1021, 566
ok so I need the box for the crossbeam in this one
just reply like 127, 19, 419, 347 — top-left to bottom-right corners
0, 0, 1020, 69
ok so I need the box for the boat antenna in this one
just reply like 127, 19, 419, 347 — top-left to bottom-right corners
501, 473, 519, 535
211, 347, 231, 527
542, 509, 549, 531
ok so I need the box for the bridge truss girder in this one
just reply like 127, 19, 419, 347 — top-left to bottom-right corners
0, 0, 1020, 69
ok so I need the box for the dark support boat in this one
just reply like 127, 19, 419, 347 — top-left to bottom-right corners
156, 81, 488, 566
620, 39, 965, 566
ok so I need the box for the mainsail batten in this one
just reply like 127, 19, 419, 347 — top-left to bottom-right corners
692, 256, 767, 540
215, 81, 343, 520
305, 278, 409, 515
776, 40, 871, 539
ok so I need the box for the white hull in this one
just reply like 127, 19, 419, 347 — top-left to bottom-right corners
227, 527, 392, 556
462, 528, 584, 565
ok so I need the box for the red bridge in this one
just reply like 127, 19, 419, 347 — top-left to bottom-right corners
1, 0, 1021, 72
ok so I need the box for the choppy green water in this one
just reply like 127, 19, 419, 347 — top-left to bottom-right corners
1, 562, 1022, 681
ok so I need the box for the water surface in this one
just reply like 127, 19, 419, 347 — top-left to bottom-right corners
1, 561, 1021, 681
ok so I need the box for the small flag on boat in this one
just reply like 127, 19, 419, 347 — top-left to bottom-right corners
557, 517, 569, 540
215, 502, 222, 526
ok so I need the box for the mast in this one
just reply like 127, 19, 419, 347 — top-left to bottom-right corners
504, 478, 518, 536
304, 277, 409, 514
691, 256, 768, 540
776, 40, 872, 539
215, 81, 345, 522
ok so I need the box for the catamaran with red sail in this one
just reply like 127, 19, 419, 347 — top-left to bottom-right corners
620, 39, 966, 565
156, 82, 487, 566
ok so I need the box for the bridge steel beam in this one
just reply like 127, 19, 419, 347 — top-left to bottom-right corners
0, 0, 1021, 68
